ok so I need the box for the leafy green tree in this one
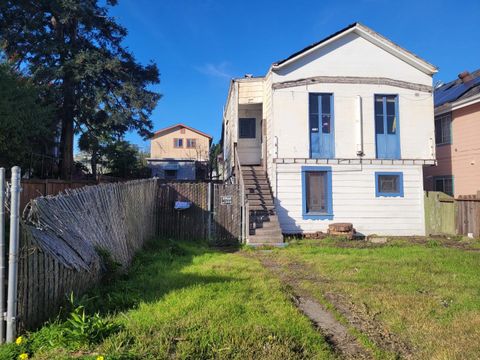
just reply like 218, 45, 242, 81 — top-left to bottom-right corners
0, 0, 161, 179
0, 63, 55, 174
209, 142, 222, 179
103, 140, 150, 179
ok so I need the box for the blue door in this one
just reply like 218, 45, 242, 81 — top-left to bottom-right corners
309, 93, 334, 158
375, 95, 400, 159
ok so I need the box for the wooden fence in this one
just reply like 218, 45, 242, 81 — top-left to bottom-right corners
424, 191, 456, 235
20, 179, 123, 211
456, 194, 480, 238
424, 191, 480, 238
14, 180, 241, 332
156, 182, 240, 245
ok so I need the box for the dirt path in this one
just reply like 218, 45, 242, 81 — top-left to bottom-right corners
246, 251, 413, 359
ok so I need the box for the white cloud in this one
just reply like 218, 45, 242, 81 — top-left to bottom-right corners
196, 62, 232, 79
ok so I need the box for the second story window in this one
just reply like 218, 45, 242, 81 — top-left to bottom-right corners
309, 93, 334, 159
434, 176, 453, 196
435, 113, 452, 145
186, 139, 197, 148
375, 94, 400, 159
173, 138, 183, 148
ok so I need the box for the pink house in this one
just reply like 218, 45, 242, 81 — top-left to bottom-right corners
424, 70, 480, 197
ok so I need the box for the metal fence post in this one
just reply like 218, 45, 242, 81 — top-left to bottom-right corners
6, 166, 21, 343
0, 168, 5, 343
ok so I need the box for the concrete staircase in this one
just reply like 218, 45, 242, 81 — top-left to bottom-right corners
241, 166, 284, 246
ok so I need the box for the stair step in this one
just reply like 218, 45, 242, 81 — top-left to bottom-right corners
248, 234, 284, 244
246, 190, 272, 195
246, 194, 274, 201
245, 184, 271, 190
255, 220, 280, 229
248, 199, 274, 206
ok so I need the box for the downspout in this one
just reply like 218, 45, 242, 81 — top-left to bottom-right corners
355, 95, 364, 157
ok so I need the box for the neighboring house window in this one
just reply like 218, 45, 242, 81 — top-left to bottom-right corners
173, 138, 183, 148
239, 118, 256, 139
165, 169, 177, 180
309, 93, 335, 159
180, 128, 186, 134
302, 166, 333, 219
435, 113, 452, 145
434, 176, 453, 196
186, 139, 197, 148
375, 172, 404, 197
375, 95, 400, 159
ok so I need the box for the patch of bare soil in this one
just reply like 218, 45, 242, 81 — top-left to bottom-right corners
247, 252, 413, 359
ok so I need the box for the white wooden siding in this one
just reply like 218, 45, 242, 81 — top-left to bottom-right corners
274, 32, 432, 86
239, 80, 264, 104
275, 163, 426, 236
271, 82, 434, 160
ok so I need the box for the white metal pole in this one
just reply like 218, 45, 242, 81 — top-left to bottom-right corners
6, 166, 21, 343
0, 168, 5, 343
207, 182, 212, 241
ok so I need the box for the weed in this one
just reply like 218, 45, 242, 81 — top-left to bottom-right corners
62, 293, 122, 347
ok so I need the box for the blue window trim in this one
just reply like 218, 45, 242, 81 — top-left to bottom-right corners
301, 166, 333, 220
308, 93, 335, 159
374, 94, 401, 160
375, 172, 404, 197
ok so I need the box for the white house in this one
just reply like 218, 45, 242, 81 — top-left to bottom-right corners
222, 23, 437, 244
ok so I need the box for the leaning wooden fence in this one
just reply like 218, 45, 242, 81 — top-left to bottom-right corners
18, 179, 160, 331
14, 179, 241, 332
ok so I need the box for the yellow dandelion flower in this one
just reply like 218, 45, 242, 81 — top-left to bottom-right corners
15, 336, 23, 345
19, 354, 28, 360
96, 356, 105, 360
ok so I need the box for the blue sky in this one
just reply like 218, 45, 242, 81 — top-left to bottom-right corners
110, 0, 480, 150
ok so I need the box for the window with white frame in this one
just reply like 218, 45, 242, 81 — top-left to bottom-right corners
186, 138, 197, 148
173, 138, 183, 148
435, 113, 452, 145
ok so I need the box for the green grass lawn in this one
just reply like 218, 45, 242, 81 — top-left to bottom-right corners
1, 239, 334, 360
266, 237, 480, 359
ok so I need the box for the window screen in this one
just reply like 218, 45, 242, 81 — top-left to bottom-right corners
239, 118, 256, 139
305, 171, 327, 213
434, 176, 453, 196
435, 113, 452, 145
378, 175, 399, 193
375, 172, 403, 197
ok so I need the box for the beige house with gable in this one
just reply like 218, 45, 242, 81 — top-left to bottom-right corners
147, 123, 212, 180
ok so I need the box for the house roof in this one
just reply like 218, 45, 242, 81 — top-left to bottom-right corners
272, 22, 438, 75
434, 69, 480, 108
151, 123, 212, 139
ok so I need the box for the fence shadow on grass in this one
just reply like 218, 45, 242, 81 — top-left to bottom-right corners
16, 180, 242, 333
86, 238, 237, 316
